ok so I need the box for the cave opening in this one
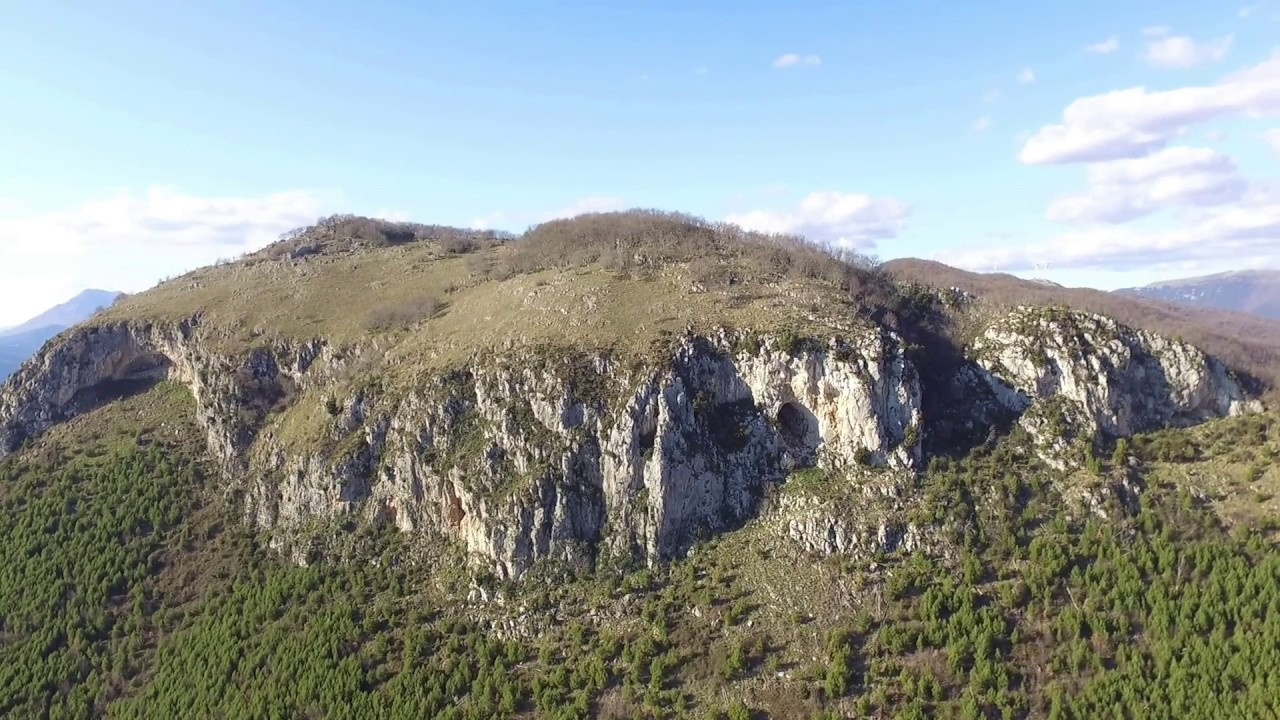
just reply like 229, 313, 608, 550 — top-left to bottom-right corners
69, 351, 175, 414
776, 401, 818, 469
638, 426, 657, 458
777, 402, 809, 445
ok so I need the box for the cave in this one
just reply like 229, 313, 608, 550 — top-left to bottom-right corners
638, 426, 657, 458
776, 401, 819, 469
777, 402, 808, 444
69, 351, 175, 414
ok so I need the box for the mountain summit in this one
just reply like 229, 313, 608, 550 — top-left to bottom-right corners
0, 213, 1266, 574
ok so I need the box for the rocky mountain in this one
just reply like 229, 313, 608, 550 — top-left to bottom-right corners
0, 213, 1262, 577
1117, 269, 1280, 320
2, 212, 1277, 719
0, 289, 122, 380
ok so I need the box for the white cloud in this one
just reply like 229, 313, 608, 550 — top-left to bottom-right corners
1047, 146, 1247, 224
774, 53, 821, 69
1239, 2, 1266, 18
0, 187, 321, 254
943, 183, 1280, 273
1145, 34, 1234, 68
0, 187, 326, 326
1017, 67, 1037, 84
1086, 36, 1120, 54
1264, 128, 1280, 155
470, 196, 627, 231
725, 191, 910, 249
981, 89, 1002, 104
973, 115, 992, 132
1019, 51, 1280, 164
1142, 25, 1172, 38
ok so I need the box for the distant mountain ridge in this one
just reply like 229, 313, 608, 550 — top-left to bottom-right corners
0, 289, 123, 380
0, 289, 123, 337
1117, 269, 1280, 320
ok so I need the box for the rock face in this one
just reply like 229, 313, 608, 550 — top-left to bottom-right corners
0, 320, 316, 467
252, 330, 923, 577
971, 307, 1261, 465
0, 321, 922, 577
777, 470, 940, 560
0, 305, 1262, 574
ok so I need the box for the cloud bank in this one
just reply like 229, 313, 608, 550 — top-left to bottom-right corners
726, 191, 910, 249
1019, 52, 1280, 164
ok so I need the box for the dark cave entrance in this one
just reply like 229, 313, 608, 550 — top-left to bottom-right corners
776, 401, 818, 470
69, 351, 174, 414
777, 402, 808, 445
638, 422, 657, 460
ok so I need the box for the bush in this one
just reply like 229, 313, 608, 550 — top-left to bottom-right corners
469, 210, 902, 310
726, 701, 751, 720
363, 295, 445, 331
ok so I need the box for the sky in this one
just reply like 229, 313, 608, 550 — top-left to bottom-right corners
1, 1, 1279, 327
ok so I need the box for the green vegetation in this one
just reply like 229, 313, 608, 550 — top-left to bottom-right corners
4, 377, 1280, 718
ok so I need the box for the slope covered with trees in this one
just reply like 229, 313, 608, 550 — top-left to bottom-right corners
3, 376, 1279, 719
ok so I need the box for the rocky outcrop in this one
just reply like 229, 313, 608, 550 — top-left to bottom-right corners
0, 321, 923, 578
971, 307, 1261, 466
0, 304, 1262, 575
777, 469, 941, 560
0, 319, 333, 467
250, 329, 923, 577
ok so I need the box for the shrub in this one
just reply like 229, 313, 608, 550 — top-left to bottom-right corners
726, 701, 751, 720
363, 295, 445, 331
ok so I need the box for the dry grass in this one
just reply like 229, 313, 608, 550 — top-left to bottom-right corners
1134, 412, 1280, 529
93, 213, 886, 376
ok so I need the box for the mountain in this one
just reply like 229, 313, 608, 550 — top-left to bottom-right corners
0, 288, 123, 337
1116, 269, 1280, 320
0, 289, 122, 380
1, 212, 1277, 719
0, 327, 67, 384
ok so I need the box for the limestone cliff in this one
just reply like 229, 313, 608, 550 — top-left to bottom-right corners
971, 307, 1261, 466
247, 328, 923, 577
0, 319, 922, 577
0, 304, 1262, 575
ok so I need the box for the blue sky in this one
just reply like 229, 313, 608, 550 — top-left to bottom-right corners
1, 1, 1278, 326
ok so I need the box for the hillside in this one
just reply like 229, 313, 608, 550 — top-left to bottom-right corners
1117, 269, 1280, 320
1, 212, 1278, 719
884, 258, 1280, 397
0, 289, 123, 380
